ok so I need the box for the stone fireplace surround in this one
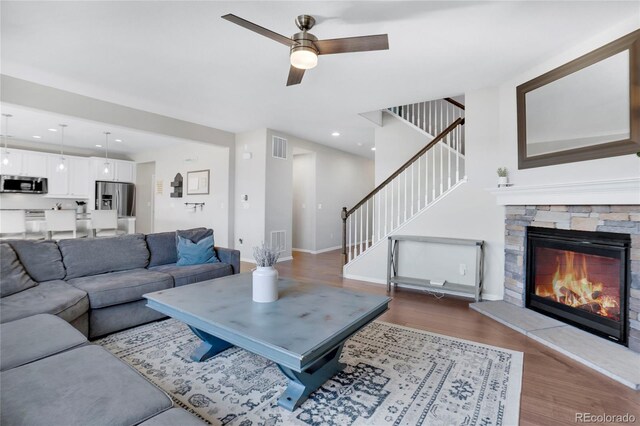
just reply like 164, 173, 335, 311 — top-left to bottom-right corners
503, 205, 640, 353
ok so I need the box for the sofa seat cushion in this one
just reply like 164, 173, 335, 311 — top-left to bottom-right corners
149, 262, 232, 287
0, 314, 87, 372
0, 280, 89, 325
0, 345, 173, 426
59, 234, 150, 279
67, 268, 174, 308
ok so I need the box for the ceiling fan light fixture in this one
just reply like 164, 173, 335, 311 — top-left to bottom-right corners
290, 46, 318, 70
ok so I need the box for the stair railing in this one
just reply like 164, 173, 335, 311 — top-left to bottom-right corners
341, 116, 466, 265
388, 98, 465, 141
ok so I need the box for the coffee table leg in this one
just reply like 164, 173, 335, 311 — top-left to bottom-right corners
276, 343, 346, 411
188, 326, 234, 362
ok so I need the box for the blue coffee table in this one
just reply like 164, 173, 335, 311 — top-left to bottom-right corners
144, 273, 390, 411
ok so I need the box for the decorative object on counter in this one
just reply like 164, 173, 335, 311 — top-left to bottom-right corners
56, 124, 67, 172
497, 167, 509, 187
2, 114, 13, 167
184, 202, 205, 212
170, 173, 183, 198
75, 201, 87, 214
53, 203, 62, 210
252, 242, 279, 303
186, 170, 210, 195
102, 132, 112, 176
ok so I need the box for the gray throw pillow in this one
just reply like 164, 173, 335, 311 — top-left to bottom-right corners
0, 243, 38, 297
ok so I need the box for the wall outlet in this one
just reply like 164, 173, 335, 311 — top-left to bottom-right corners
318, 203, 322, 210
459, 263, 467, 276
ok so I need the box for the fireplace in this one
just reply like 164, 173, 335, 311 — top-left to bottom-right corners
526, 227, 631, 345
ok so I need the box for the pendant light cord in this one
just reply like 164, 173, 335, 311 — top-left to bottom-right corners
2, 114, 12, 150
104, 132, 110, 161
59, 124, 67, 156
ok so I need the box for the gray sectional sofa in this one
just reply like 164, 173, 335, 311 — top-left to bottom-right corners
1, 314, 206, 425
0, 228, 240, 338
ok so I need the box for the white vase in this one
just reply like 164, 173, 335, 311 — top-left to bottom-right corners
498, 176, 508, 187
252, 266, 278, 303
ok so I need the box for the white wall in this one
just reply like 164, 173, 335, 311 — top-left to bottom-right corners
135, 161, 155, 234
374, 112, 433, 185
234, 129, 267, 261
292, 153, 316, 251
265, 129, 293, 260
275, 131, 375, 252
345, 20, 640, 300
500, 19, 640, 186
132, 141, 230, 247
345, 87, 505, 299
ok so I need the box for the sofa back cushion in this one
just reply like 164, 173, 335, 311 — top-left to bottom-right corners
0, 243, 38, 297
59, 234, 150, 279
146, 228, 208, 267
7, 240, 66, 282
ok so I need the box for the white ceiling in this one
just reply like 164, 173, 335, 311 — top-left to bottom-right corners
1, 103, 187, 156
1, 1, 637, 158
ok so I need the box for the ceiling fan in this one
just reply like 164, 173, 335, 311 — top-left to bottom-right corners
221, 14, 389, 86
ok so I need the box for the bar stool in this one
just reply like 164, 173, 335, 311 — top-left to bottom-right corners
0, 210, 44, 240
45, 210, 87, 240
91, 210, 124, 237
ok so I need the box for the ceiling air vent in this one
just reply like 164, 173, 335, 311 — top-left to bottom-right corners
270, 230, 286, 253
272, 136, 287, 159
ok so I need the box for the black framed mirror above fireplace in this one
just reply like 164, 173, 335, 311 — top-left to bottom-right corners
525, 227, 631, 346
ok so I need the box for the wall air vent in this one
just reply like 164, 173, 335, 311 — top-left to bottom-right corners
270, 230, 286, 253
272, 136, 287, 159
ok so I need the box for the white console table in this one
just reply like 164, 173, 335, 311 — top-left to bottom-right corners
387, 235, 484, 301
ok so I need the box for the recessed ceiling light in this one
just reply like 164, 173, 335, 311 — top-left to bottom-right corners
48, 128, 57, 132
357, 142, 363, 146
331, 132, 340, 137
32, 135, 41, 139
115, 139, 122, 142
95, 144, 102, 148
371, 147, 376, 151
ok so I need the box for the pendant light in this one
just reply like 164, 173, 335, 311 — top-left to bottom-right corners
56, 124, 68, 172
103, 132, 111, 175
1, 114, 13, 167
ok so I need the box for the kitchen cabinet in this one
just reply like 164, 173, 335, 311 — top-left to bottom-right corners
46, 155, 90, 198
0, 149, 49, 177
92, 158, 135, 183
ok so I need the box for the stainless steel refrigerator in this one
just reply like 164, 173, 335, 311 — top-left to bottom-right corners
95, 181, 136, 217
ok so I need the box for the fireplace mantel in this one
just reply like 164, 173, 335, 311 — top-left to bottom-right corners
487, 177, 640, 206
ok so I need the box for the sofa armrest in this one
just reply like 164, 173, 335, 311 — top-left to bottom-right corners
215, 247, 241, 274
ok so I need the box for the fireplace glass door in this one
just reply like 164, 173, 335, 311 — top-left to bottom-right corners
526, 227, 630, 345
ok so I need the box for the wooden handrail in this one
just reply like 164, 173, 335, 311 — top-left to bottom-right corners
444, 97, 465, 110
345, 117, 464, 217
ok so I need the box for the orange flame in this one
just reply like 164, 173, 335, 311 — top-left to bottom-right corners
535, 251, 619, 320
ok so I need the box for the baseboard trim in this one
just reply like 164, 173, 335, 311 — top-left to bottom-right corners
292, 245, 342, 255
342, 274, 387, 285
481, 293, 503, 301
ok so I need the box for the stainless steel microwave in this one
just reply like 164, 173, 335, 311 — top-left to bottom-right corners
0, 175, 48, 194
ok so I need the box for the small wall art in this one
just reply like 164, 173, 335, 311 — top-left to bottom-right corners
187, 169, 210, 195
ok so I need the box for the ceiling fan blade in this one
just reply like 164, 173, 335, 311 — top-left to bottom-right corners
221, 14, 298, 47
314, 34, 389, 55
286, 66, 305, 86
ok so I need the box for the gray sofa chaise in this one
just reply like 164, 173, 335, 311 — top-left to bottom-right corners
1, 314, 206, 426
0, 228, 240, 339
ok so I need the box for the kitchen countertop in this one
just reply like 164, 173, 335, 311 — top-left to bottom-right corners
1, 209, 135, 220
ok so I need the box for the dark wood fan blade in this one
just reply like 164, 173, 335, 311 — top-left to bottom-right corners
314, 34, 389, 55
222, 14, 298, 47
287, 66, 305, 86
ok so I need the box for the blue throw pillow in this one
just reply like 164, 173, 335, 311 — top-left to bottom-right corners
176, 235, 219, 266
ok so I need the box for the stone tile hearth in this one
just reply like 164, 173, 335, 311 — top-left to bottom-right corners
502, 205, 640, 352
470, 301, 640, 390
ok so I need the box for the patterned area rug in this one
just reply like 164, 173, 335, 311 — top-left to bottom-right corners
97, 319, 522, 426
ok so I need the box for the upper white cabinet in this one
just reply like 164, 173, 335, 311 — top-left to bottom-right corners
92, 158, 135, 183
46, 155, 90, 198
0, 149, 47, 177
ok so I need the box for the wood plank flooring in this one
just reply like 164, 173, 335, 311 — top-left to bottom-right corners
241, 250, 640, 426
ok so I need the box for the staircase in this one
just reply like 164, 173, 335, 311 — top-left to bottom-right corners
341, 98, 466, 265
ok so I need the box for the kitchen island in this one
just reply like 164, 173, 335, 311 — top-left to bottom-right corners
23, 210, 136, 237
